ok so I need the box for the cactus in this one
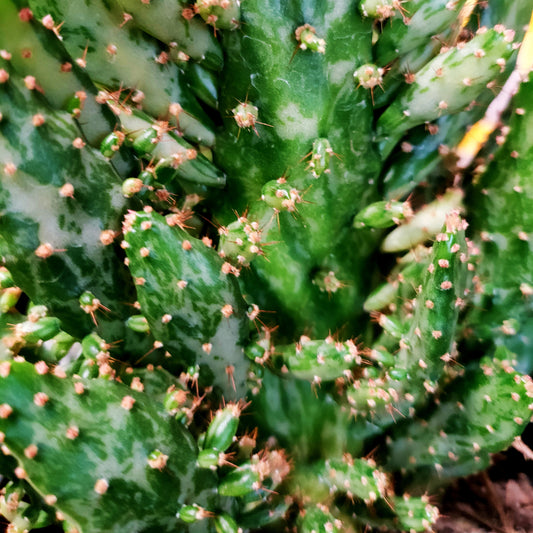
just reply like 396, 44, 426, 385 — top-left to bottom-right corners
1, 1, 533, 532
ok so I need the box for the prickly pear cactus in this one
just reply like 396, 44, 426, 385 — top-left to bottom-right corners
1, 1, 533, 532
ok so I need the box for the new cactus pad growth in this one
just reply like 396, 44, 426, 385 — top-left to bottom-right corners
1, 1, 533, 532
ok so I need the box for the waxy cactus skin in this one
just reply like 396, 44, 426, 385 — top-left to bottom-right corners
1, 1, 533, 532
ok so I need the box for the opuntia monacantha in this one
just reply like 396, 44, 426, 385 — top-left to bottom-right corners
0, 1, 532, 532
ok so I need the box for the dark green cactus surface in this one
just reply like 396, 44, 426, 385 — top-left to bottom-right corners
1, 1, 533, 532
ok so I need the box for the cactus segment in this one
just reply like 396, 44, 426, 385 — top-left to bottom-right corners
382, 111, 475, 199
314, 456, 391, 504
391, 496, 440, 532
0, 0, 117, 145
381, 188, 463, 252
375, 0, 468, 64
1, 0, 532, 530
348, 214, 468, 426
377, 27, 516, 157
116, 108, 225, 188
352, 495, 439, 532
184, 62, 219, 109
467, 75, 533, 371
363, 248, 430, 312
114, 0, 224, 69
296, 457, 439, 531
27, 0, 215, 145
214, 0, 382, 335
0, 479, 58, 533
0, 360, 216, 533
396, 212, 468, 379
250, 369, 375, 462
387, 349, 533, 484
123, 210, 249, 397
268, 337, 365, 382
0, 68, 134, 340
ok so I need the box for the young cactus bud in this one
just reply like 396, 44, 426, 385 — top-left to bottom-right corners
197, 448, 221, 469
122, 178, 144, 198
14, 317, 61, 344
354, 63, 384, 90
218, 462, 260, 497
65, 94, 83, 116
81, 333, 108, 360
99, 131, 125, 159
308, 138, 333, 177
132, 127, 159, 155
79, 291, 99, 313
177, 504, 211, 524
360, 0, 404, 21
204, 402, 244, 452
261, 180, 302, 212
196, 0, 240, 30
371, 312, 408, 340
295, 24, 326, 54
0, 287, 22, 314
0, 267, 14, 289
27, 304, 48, 322
214, 513, 241, 533
354, 200, 412, 228
163, 387, 188, 415
126, 315, 150, 333
312, 270, 344, 294
218, 216, 264, 266
232, 102, 259, 130
147, 449, 168, 471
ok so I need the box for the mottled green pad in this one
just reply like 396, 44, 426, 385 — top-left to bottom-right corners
0, 68, 134, 340
298, 505, 344, 533
115, 0, 223, 69
468, 76, 533, 372
28, 0, 214, 144
0, 0, 116, 144
377, 27, 516, 156
0, 361, 216, 533
213, 0, 381, 337
269, 337, 366, 382
123, 210, 249, 398
387, 350, 533, 482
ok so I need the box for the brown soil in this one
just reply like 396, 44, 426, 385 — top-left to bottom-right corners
435, 446, 533, 533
